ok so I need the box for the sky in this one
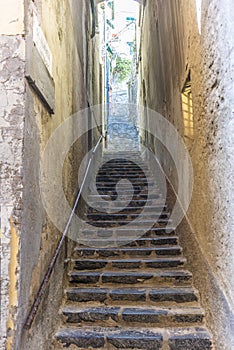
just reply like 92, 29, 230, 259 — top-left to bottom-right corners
114, 0, 138, 34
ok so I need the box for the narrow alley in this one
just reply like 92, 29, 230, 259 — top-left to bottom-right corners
0, 1, 234, 350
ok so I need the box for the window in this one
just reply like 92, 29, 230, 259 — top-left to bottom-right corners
181, 74, 194, 142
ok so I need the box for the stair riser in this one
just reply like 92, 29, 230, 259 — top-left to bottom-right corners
86, 213, 169, 221
92, 190, 156, 196
62, 309, 204, 328
66, 289, 198, 304
96, 171, 151, 175
77, 229, 177, 240
75, 237, 178, 246
73, 259, 185, 271
95, 181, 154, 186
87, 208, 167, 215
69, 274, 192, 287
84, 220, 170, 228
74, 247, 181, 258
56, 331, 212, 350
95, 178, 154, 183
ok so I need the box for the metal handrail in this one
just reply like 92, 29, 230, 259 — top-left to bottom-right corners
24, 132, 106, 329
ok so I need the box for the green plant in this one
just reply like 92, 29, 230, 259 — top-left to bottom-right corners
113, 56, 132, 83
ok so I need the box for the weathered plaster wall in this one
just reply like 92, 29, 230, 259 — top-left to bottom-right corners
0, 1, 25, 347
139, 0, 234, 348
17, 1, 100, 349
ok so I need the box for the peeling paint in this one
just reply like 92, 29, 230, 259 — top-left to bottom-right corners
6, 217, 19, 350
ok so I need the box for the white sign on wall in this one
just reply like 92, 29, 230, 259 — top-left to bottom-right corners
33, 14, 53, 76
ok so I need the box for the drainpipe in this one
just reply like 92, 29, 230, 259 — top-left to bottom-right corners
90, 0, 96, 38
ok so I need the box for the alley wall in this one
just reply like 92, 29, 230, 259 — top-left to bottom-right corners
139, 0, 234, 348
0, 0, 103, 349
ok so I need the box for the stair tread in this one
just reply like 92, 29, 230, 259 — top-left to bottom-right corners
66, 286, 198, 293
72, 257, 185, 262
55, 154, 213, 348
62, 305, 205, 314
66, 286, 199, 303
74, 246, 182, 252
70, 269, 192, 275
55, 326, 212, 349
62, 305, 205, 327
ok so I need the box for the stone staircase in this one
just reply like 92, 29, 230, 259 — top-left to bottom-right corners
55, 152, 213, 349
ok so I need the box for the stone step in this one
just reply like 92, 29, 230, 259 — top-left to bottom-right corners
96, 170, 150, 176
101, 159, 145, 163
79, 227, 176, 235
87, 204, 167, 211
87, 201, 165, 210
85, 212, 169, 221
55, 326, 212, 349
74, 246, 182, 258
72, 257, 186, 271
95, 179, 154, 185
66, 286, 198, 304
84, 219, 171, 228
88, 194, 162, 201
72, 239, 177, 249
92, 191, 158, 198
61, 305, 205, 327
74, 235, 178, 246
97, 169, 150, 174
96, 172, 152, 178
95, 176, 155, 182
87, 201, 167, 209
78, 228, 177, 242
69, 270, 193, 286
78, 236, 178, 246
119, 236, 178, 246
94, 187, 153, 193
98, 164, 148, 169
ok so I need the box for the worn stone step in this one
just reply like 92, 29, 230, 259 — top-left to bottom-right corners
76, 230, 177, 245
85, 219, 171, 228
101, 159, 145, 163
79, 227, 176, 238
96, 173, 152, 178
92, 192, 159, 199
66, 286, 198, 304
62, 305, 205, 327
87, 204, 167, 212
78, 236, 178, 247
69, 270, 193, 286
74, 246, 182, 258
95, 176, 154, 182
116, 227, 176, 236
87, 200, 165, 209
72, 257, 186, 271
94, 186, 155, 192
96, 171, 150, 177
55, 326, 212, 349
87, 205, 167, 213
87, 195, 162, 201
86, 213, 169, 221
88, 193, 162, 201
95, 180, 155, 185
94, 188, 152, 194
122, 236, 178, 246
99, 164, 148, 169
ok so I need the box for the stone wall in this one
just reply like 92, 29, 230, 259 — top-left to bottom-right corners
0, 1, 25, 348
0, 0, 103, 349
139, 0, 234, 348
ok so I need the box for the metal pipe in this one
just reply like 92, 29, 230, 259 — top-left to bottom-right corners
24, 133, 104, 329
